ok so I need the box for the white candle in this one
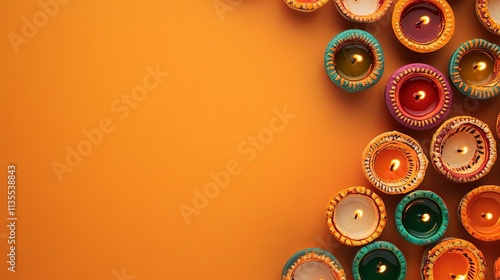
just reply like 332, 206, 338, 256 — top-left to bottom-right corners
489, 0, 500, 22
293, 261, 337, 280
342, 0, 379, 16
333, 194, 379, 239
441, 132, 477, 168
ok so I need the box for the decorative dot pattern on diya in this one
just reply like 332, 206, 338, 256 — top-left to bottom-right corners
430, 116, 497, 183
458, 185, 500, 242
385, 63, 452, 130
352, 241, 407, 280
392, 0, 454, 53
476, 0, 500, 35
284, 0, 329, 12
497, 112, 500, 138
324, 29, 384, 92
362, 131, 428, 194
281, 248, 347, 280
421, 238, 487, 280
449, 38, 500, 100
495, 257, 500, 279
326, 186, 386, 246
334, 0, 393, 23
395, 190, 449, 245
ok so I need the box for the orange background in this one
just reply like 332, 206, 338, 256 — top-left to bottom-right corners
0, 1, 499, 279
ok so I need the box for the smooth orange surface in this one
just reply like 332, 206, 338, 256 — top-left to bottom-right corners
0, 1, 499, 280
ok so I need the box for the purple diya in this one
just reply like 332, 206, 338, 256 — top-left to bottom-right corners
385, 63, 452, 130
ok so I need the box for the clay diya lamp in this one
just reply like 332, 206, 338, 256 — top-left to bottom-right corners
430, 116, 497, 183
458, 185, 500, 241
395, 190, 449, 245
282, 248, 347, 280
421, 238, 486, 280
284, 0, 329, 12
352, 241, 407, 280
362, 131, 428, 194
385, 63, 452, 130
476, 0, 500, 35
334, 0, 393, 22
324, 29, 384, 92
392, 0, 454, 53
326, 186, 386, 246
449, 39, 500, 100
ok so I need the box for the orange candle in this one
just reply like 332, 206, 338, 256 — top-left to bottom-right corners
373, 148, 409, 182
459, 185, 500, 241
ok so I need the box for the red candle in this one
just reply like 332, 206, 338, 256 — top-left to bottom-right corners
400, 2, 443, 44
398, 76, 440, 117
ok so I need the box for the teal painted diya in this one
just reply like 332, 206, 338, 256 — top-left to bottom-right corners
352, 241, 407, 280
281, 248, 347, 280
395, 190, 449, 245
284, 0, 329, 12
449, 38, 500, 100
325, 29, 384, 92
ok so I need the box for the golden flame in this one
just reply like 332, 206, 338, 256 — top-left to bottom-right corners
456, 147, 468, 154
390, 159, 400, 172
354, 209, 363, 219
481, 212, 493, 220
416, 16, 430, 27
351, 54, 363, 63
474, 61, 487, 71
421, 213, 431, 222
416, 90, 426, 100
451, 275, 466, 280
377, 263, 387, 274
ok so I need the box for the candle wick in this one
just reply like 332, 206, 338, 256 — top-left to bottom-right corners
416, 20, 423, 28
416, 16, 430, 29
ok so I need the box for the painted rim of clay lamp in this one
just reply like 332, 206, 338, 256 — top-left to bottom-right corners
476, 0, 500, 35
281, 248, 347, 280
352, 241, 407, 280
284, 0, 329, 12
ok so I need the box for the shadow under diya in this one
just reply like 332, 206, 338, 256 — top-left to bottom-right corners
476, 0, 500, 35
430, 116, 497, 183
284, 0, 329, 12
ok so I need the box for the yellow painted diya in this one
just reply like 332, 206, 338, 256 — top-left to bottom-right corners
326, 186, 386, 246
362, 131, 428, 194
392, 0, 455, 53
284, 0, 329, 12
430, 116, 497, 183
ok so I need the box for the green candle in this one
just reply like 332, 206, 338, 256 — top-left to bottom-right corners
402, 198, 442, 238
359, 249, 401, 280
334, 43, 374, 80
458, 50, 495, 85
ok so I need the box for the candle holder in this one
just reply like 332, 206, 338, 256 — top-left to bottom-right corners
362, 131, 428, 194
458, 185, 500, 241
395, 190, 449, 245
421, 238, 486, 280
326, 186, 387, 246
430, 116, 497, 183
284, 0, 329, 12
334, 0, 393, 22
324, 29, 384, 92
385, 63, 452, 130
449, 39, 500, 100
392, 0, 454, 53
282, 248, 347, 280
352, 241, 407, 280
476, 0, 500, 35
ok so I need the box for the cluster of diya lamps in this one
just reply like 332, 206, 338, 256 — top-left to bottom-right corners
281, 0, 500, 279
